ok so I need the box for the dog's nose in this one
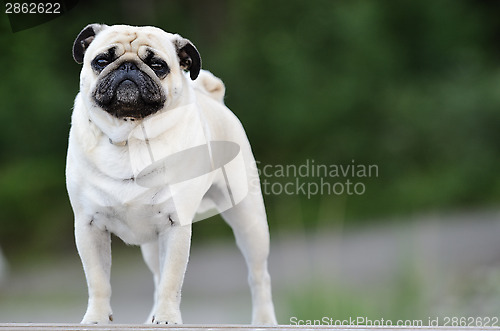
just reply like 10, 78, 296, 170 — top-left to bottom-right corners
119, 62, 138, 72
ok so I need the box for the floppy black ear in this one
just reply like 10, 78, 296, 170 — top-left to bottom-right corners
174, 35, 201, 80
73, 23, 108, 64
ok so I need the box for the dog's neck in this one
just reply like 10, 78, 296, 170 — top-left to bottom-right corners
88, 109, 140, 146
87, 96, 196, 147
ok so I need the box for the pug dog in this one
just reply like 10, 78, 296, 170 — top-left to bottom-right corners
66, 24, 277, 325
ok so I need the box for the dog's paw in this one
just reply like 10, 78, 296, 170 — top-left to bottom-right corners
151, 313, 181, 325
253, 316, 278, 325
81, 299, 113, 324
252, 306, 278, 325
81, 307, 113, 325
152, 319, 177, 325
81, 313, 113, 324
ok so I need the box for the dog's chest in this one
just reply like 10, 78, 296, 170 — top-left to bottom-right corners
85, 142, 178, 244
87, 178, 178, 244
74, 105, 213, 244
90, 191, 175, 245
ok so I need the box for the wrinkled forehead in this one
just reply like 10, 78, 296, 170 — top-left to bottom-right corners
90, 25, 176, 59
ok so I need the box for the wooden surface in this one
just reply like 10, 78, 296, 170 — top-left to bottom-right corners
0, 325, 498, 331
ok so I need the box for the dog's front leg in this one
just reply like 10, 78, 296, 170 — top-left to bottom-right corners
151, 223, 192, 324
75, 218, 113, 324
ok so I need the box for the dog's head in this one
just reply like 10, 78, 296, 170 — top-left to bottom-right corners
73, 24, 201, 119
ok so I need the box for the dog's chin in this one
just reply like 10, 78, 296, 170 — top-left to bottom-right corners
98, 100, 164, 120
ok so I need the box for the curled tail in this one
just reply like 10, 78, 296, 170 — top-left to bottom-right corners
193, 70, 226, 103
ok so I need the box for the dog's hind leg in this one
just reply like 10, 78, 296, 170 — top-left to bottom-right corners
221, 194, 277, 325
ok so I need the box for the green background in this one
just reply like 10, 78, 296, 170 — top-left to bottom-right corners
2, 0, 500, 324
2, 0, 500, 254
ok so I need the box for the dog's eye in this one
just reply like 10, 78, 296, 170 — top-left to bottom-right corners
150, 61, 165, 71
92, 56, 111, 72
96, 58, 110, 67
148, 60, 169, 78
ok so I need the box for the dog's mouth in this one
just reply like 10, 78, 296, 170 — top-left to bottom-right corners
92, 63, 166, 119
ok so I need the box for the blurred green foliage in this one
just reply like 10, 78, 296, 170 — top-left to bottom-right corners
1, 0, 500, 255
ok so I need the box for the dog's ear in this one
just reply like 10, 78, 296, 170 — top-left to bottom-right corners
173, 35, 201, 80
73, 23, 108, 64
